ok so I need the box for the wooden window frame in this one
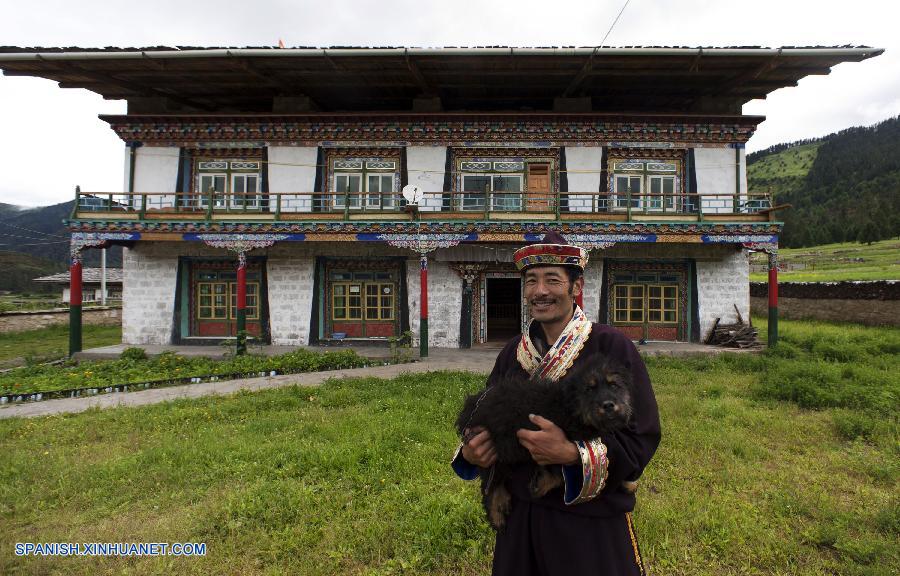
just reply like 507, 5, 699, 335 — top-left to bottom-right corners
331, 159, 399, 211
613, 284, 645, 323
195, 160, 262, 209
647, 285, 679, 324
198, 282, 229, 320
332, 281, 363, 320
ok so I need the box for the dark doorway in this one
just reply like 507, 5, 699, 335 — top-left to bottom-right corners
486, 278, 521, 342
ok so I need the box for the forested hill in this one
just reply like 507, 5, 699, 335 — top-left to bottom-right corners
748, 116, 900, 247
0, 201, 122, 291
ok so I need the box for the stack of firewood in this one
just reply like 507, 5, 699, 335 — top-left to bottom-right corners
704, 305, 761, 349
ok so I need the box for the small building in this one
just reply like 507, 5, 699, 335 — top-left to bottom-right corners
0, 45, 882, 348
33, 268, 123, 304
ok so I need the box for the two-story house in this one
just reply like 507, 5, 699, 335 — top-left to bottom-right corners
0, 46, 882, 352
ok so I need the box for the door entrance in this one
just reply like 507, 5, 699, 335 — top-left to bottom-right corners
486, 278, 521, 342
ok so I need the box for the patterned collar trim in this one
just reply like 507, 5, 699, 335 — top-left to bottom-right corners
516, 306, 592, 382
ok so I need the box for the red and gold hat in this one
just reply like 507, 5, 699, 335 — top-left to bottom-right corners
513, 231, 588, 271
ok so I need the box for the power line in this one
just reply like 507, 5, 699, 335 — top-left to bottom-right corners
599, 0, 632, 49
0, 220, 69, 239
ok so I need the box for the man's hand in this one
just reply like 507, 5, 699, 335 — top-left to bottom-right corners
461, 426, 497, 468
516, 414, 579, 466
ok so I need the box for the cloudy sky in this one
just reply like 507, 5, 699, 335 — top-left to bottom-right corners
1, 0, 897, 207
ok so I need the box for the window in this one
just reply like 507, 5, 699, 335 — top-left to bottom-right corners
195, 160, 262, 209
614, 285, 645, 323
459, 161, 524, 211
609, 160, 679, 212
198, 281, 259, 320
332, 282, 363, 320
229, 282, 260, 320
198, 282, 228, 319
613, 284, 678, 324
365, 283, 395, 320
647, 285, 678, 323
331, 159, 399, 210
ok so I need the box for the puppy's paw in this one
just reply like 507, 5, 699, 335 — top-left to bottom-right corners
529, 466, 563, 498
487, 485, 512, 532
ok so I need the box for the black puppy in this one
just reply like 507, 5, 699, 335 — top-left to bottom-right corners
456, 354, 634, 531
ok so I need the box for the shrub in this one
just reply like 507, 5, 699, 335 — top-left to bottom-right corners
120, 347, 147, 361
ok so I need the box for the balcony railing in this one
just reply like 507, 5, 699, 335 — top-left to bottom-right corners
72, 189, 775, 222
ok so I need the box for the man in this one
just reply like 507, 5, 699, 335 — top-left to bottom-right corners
452, 232, 661, 575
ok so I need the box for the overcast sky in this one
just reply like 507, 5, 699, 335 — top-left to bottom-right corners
1, 0, 897, 207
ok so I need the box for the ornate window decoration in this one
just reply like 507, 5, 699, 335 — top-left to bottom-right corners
606, 149, 685, 213
454, 149, 557, 213
194, 160, 262, 209
328, 152, 401, 211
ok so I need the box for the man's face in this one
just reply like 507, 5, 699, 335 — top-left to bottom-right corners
523, 266, 583, 325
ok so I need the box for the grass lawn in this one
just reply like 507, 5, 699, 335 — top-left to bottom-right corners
749, 238, 900, 282
0, 324, 122, 368
0, 319, 897, 575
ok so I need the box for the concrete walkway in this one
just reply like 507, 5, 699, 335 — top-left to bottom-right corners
0, 341, 744, 419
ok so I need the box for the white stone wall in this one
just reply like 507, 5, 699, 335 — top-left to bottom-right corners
122, 243, 179, 344
694, 147, 744, 213
565, 146, 603, 212
406, 257, 461, 348
133, 146, 179, 210
696, 247, 750, 340
581, 257, 603, 323
268, 146, 318, 213
407, 146, 447, 212
266, 255, 315, 345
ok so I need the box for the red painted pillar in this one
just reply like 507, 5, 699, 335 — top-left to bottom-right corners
69, 257, 83, 356
768, 251, 778, 347
236, 252, 247, 355
420, 254, 428, 357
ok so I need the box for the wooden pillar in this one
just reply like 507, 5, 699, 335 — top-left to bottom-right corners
236, 251, 247, 355
420, 253, 428, 357
460, 280, 473, 349
69, 255, 83, 356
768, 251, 778, 347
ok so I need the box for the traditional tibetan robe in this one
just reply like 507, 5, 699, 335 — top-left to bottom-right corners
452, 306, 661, 576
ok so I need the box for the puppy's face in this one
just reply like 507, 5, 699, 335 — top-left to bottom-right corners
572, 363, 633, 431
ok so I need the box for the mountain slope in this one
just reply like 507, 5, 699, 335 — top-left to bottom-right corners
0, 201, 122, 287
748, 116, 900, 247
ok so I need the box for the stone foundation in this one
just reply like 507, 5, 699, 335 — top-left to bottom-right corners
0, 307, 121, 333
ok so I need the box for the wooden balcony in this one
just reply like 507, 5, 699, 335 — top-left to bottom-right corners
71, 189, 778, 224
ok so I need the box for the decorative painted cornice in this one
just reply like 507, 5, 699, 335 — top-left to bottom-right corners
378, 233, 469, 253
103, 115, 759, 146
70, 232, 140, 263
67, 219, 782, 237
450, 262, 489, 283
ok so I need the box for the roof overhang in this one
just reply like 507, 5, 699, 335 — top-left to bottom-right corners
0, 45, 884, 114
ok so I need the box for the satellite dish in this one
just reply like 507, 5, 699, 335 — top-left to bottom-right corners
402, 184, 423, 205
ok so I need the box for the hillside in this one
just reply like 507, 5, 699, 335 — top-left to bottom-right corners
0, 250, 65, 293
748, 116, 900, 247
0, 200, 122, 291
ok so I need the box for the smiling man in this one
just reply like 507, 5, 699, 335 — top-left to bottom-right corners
452, 231, 661, 576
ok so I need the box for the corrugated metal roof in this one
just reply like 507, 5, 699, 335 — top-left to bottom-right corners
33, 268, 123, 284
0, 45, 882, 114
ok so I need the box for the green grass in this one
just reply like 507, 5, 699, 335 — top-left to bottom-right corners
0, 319, 897, 575
0, 324, 122, 368
0, 348, 375, 396
748, 142, 821, 181
749, 238, 900, 282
